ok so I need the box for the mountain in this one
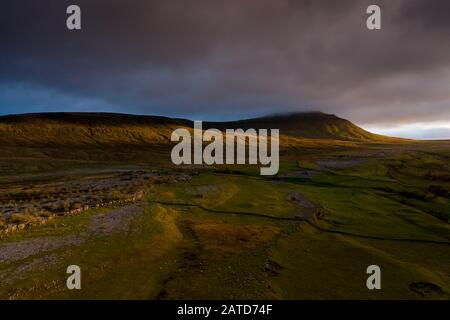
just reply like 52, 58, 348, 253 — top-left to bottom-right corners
0, 111, 393, 147
205, 112, 385, 141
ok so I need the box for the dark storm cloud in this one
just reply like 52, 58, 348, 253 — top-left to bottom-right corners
1, 0, 450, 125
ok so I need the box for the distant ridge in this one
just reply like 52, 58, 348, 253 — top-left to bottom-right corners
0, 111, 395, 147
205, 112, 386, 141
0, 112, 191, 127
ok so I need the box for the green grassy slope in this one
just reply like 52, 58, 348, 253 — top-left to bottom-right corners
0, 112, 401, 148
205, 112, 403, 141
0, 112, 191, 147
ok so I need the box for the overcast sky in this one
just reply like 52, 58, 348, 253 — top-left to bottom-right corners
1, 0, 450, 138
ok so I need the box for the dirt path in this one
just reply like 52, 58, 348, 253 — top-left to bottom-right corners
0, 204, 143, 265
0, 236, 83, 264
89, 204, 142, 235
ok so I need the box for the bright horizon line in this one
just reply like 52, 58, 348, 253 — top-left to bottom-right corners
363, 121, 450, 140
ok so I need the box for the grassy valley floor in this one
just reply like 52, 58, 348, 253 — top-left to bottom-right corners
1, 148, 449, 299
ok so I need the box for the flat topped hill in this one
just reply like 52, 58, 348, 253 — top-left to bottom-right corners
0, 112, 191, 147
0, 111, 395, 146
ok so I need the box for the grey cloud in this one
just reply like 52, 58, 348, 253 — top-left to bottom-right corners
0, 0, 449, 125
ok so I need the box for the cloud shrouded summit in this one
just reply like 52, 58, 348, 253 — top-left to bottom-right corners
1, 0, 450, 129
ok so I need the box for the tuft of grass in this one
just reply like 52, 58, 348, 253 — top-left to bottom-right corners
9, 213, 38, 224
